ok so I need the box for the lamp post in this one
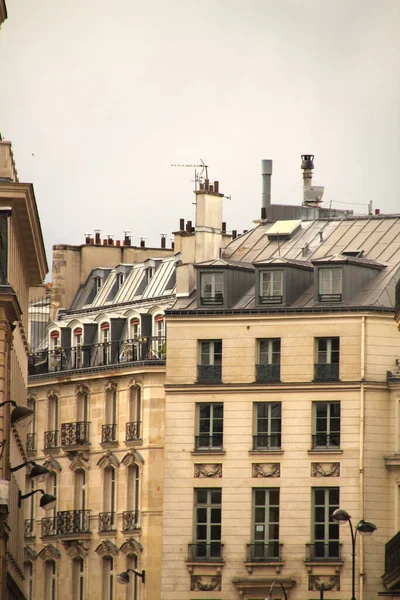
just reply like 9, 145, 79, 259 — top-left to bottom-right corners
117, 568, 145, 585
266, 580, 288, 600
18, 489, 56, 511
332, 508, 377, 600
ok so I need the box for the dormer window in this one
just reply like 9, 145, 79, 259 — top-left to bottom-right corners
318, 268, 342, 302
200, 272, 224, 305
259, 270, 283, 304
117, 273, 124, 287
94, 277, 102, 292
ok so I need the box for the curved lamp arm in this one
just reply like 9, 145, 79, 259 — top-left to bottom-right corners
0, 400, 17, 408
10, 461, 36, 473
267, 580, 288, 600
18, 488, 45, 508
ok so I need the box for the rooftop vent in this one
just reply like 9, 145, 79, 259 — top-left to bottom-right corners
341, 250, 364, 258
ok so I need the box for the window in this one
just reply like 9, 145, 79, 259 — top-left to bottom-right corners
259, 270, 283, 304
152, 315, 166, 359
192, 488, 222, 560
103, 389, 117, 443
75, 469, 86, 511
25, 478, 35, 537
126, 387, 141, 441
130, 318, 140, 340
45, 394, 59, 449
101, 467, 116, 530
315, 338, 340, 380
250, 488, 280, 560
318, 268, 342, 302
312, 402, 340, 449
27, 397, 36, 452
117, 273, 124, 287
102, 557, 114, 600
200, 272, 224, 305
72, 328, 83, 369
123, 465, 140, 531
196, 403, 223, 450
100, 323, 111, 365
126, 555, 138, 600
24, 561, 33, 600
73, 558, 84, 600
198, 340, 222, 383
310, 488, 340, 559
256, 339, 281, 382
94, 276, 102, 292
46, 472, 57, 520
45, 560, 56, 600
253, 403, 281, 450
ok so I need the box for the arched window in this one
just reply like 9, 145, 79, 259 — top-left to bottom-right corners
152, 314, 165, 358
102, 556, 114, 600
72, 327, 83, 368
123, 465, 139, 531
127, 387, 141, 441
102, 467, 116, 530
73, 558, 84, 600
100, 322, 111, 365
46, 394, 59, 450
45, 560, 56, 600
103, 388, 117, 443
24, 561, 33, 600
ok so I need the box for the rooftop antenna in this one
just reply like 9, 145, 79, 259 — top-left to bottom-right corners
171, 159, 209, 191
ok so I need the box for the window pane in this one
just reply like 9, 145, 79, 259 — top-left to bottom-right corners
211, 490, 221, 504
196, 490, 207, 504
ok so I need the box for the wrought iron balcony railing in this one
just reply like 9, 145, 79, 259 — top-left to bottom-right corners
25, 518, 35, 538
312, 433, 340, 449
188, 543, 223, 562
305, 542, 341, 561
384, 531, 400, 577
314, 363, 340, 380
195, 434, 223, 451
99, 512, 115, 532
26, 433, 36, 453
102, 424, 117, 443
200, 294, 224, 306
57, 510, 91, 535
256, 364, 280, 382
122, 510, 140, 531
197, 365, 222, 383
246, 542, 282, 561
253, 434, 281, 450
28, 336, 166, 376
258, 295, 283, 305
318, 293, 342, 303
61, 422, 90, 447
126, 421, 141, 442
44, 430, 59, 450
41, 516, 57, 538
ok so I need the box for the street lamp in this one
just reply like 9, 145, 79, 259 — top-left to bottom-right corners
0, 400, 34, 428
266, 580, 288, 600
18, 489, 56, 511
332, 508, 377, 600
117, 568, 145, 585
10, 461, 49, 483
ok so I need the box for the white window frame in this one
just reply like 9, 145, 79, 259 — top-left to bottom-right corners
318, 268, 342, 300
200, 271, 224, 304
313, 401, 340, 448
312, 487, 340, 559
252, 488, 280, 554
259, 270, 283, 303
254, 402, 281, 449
196, 403, 223, 449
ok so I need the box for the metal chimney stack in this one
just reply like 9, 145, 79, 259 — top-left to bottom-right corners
301, 154, 314, 204
261, 159, 273, 219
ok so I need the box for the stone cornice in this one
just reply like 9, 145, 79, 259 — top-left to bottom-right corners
165, 380, 388, 394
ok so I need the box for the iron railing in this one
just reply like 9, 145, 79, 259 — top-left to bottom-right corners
318, 293, 342, 303
312, 433, 340, 449
253, 434, 281, 450
188, 543, 223, 561
41, 516, 57, 537
44, 430, 59, 449
246, 542, 282, 561
305, 542, 341, 561
26, 433, 36, 453
102, 424, 117, 443
256, 364, 280, 382
99, 512, 115, 532
258, 295, 283, 305
122, 510, 140, 531
25, 519, 35, 538
28, 336, 166, 376
384, 531, 400, 576
195, 434, 223, 450
61, 422, 90, 446
57, 510, 91, 535
197, 365, 222, 383
126, 421, 141, 442
314, 363, 340, 380
200, 294, 224, 306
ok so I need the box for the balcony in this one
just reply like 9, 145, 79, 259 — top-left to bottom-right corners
312, 433, 340, 450
41, 516, 57, 538
253, 434, 281, 451
44, 430, 59, 450
246, 542, 282, 562
318, 293, 342, 303
197, 365, 222, 384
195, 434, 223, 451
57, 510, 91, 536
26, 433, 36, 453
256, 364, 280, 382
122, 510, 140, 532
314, 363, 339, 381
382, 531, 400, 590
28, 336, 166, 377
200, 293, 224, 306
25, 518, 35, 539
99, 512, 115, 532
305, 542, 341, 562
188, 543, 223, 562
126, 421, 141, 442
102, 424, 117, 444
258, 295, 282, 305
61, 422, 90, 447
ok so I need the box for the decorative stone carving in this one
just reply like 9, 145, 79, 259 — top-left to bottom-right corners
129, 377, 143, 389
122, 450, 144, 467
311, 463, 340, 477
194, 464, 222, 478
76, 384, 90, 396
95, 540, 119, 557
38, 544, 61, 561
190, 575, 222, 591
97, 451, 120, 469
120, 538, 143, 556
62, 540, 89, 559
252, 463, 280, 478
47, 388, 59, 401
24, 546, 37, 560
309, 575, 340, 591
105, 380, 117, 392
43, 458, 62, 473
69, 451, 90, 471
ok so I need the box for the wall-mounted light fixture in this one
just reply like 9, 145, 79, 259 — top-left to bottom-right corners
0, 400, 34, 428
18, 489, 56, 511
117, 569, 145, 585
11, 461, 49, 483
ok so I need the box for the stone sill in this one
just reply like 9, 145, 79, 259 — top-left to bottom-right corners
186, 560, 224, 574
308, 449, 343, 455
244, 560, 284, 575
191, 450, 226, 456
249, 450, 284, 456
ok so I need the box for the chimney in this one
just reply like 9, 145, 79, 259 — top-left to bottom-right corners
232, 230, 237, 239
301, 154, 324, 207
95, 229, 101, 245
301, 154, 314, 187
160, 233, 167, 248
124, 231, 131, 246
84, 233, 91, 244
107, 235, 114, 246
261, 159, 273, 217
179, 218, 185, 231
140, 237, 146, 248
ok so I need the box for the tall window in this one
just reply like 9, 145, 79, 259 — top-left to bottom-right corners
256, 339, 281, 382
103, 389, 117, 443
27, 397, 36, 452
123, 465, 140, 531
75, 469, 86, 511
73, 558, 84, 600
152, 315, 165, 358
318, 268, 342, 302
253, 403, 281, 450
45, 560, 56, 600
200, 272, 224, 305
193, 488, 222, 560
72, 328, 83, 368
24, 561, 33, 600
196, 403, 223, 450
198, 340, 222, 383
46, 394, 59, 449
76, 392, 89, 445
103, 467, 116, 529
25, 478, 35, 537
100, 323, 111, 365
251, 488, 280, 559
315, 338, 340, 380
126, 387, 141, 442
47, 472, 57, 520
77, 392, 88, 423
313, 402, 340, 449
102, 557, 114, 600
126, 555, 138, 600
311, 488, 340, 559
259, 270, 283, 304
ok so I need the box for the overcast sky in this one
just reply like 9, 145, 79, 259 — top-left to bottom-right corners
1, 0, 399, 272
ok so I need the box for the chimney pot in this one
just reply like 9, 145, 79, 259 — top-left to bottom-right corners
103, 239, 107, 246
232, 229, 237, 239
161, 235, 166, 248
116, 240, 121, 247
375, 208, 380, 215
199, 183, 204, 190
261, 207, 266, 220
222, 222, 226, 233
95, 229, 101, 244
301, 154, 314, 170
179, 218, 185, 231
90, 238, 94, 245
85, 233, 91, 244
214, 181, 219, 193
209, 184, 214, 192
261, 159, 273, 211
204, 179, 209, 191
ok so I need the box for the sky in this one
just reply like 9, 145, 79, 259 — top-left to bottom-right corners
1, 0, 400, 274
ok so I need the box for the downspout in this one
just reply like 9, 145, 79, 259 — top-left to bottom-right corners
359, 316, 366, 600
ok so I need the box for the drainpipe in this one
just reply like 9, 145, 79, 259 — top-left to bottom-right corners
359, 316, 366, 600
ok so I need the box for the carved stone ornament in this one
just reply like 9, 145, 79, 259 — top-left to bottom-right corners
47, 388, 59, 401
311, 463, 340, 477
97, 451, 120, 469
120, 538, 143, 556
122, 450, 144, 467
252, 463, 280, 478
24, 546, 37, 560
43, 458, 62, 473
38, 544, 61, 561
69, 451, 90, 472
62, 540, 89, 559
76, 384, 90, 396
190, 575, 222, 592
95, 540, 119, 557
129, 378, 143, 389
194, 464, 222, 478
105, 380, 117, 392
309, 575, 340, 591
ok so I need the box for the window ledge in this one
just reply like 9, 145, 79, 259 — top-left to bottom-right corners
191, 450, 226, 456
308, 449, 343, 455
100, 441, 119, 449
312, 379, 341, 383
124, 439, 143, 447
249, 450, 284, 455
43, 447, 60, 454
196, 381, 223, 385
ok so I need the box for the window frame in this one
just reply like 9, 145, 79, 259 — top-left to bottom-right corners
259, 269, 283, 304
253, 402, 282, 450
311, 487, 340, 559
199, 271, 224, 306
256, 339, 281, 382
102, 556, 114, 600
196, 403, 224, 450
315, 337, 340, 380
318, 267, 343, 302
193, 488, 222, 559
312, 401, 341, 449
198, 340, 222, 383
251, 488, 280, 560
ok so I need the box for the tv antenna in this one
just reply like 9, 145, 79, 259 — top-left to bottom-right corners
171, 159, 209, 190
